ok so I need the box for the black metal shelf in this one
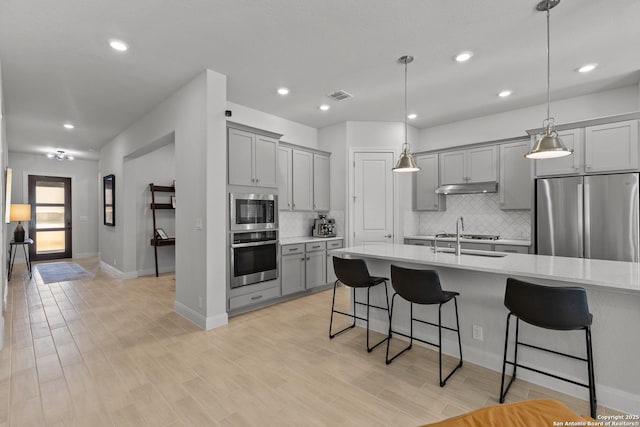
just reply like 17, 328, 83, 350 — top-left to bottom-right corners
149, 183, 175, 277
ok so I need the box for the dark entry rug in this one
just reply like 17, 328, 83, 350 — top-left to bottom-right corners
35, 262, 93, 284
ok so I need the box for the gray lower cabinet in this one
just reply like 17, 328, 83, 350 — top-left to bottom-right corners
405, 238, 529, 253
326, 239, 344, 284
229, 286, 280, 311
281, 253, 306, 296
305, 251, 326, 289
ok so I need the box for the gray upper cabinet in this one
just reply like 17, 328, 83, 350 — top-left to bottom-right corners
499, 140, 532, 210
228, 127, 278, 187
534, 128, 583, 177
313, 153, 330, 211
535, 120, 640, 176
292, 150, 313, 211
440, 146, 497, 184
585, 120, 639, 173
414, 154, 444, 211
278, 147, 293, 210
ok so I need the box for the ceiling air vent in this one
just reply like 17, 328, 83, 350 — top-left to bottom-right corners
327, 90, 353, 101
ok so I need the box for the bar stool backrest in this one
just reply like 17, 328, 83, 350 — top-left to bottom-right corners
505, 278, 592, 331
333, 257, 374, 288
391, 265, 445, 304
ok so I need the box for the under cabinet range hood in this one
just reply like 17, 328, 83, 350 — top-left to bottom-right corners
435, 181, 498, 195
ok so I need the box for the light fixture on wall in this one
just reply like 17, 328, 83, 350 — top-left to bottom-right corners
525, 0, 573, 160
392, 55, 420, 173
10, 204, 31, 242
46, 150, 74, 161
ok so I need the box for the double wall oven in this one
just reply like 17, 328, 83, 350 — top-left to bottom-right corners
229, 193, 278, 288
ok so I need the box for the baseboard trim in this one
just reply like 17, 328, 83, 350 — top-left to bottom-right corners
205, 312, 228, 330
73, 252, 99, 259
137, 267, 175, 277
174, 301, 228, 331
99, 261, 138, 279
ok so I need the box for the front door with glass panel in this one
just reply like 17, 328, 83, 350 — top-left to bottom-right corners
28, 175, 72, 261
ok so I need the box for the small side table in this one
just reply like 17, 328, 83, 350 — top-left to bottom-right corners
8, 238, 33, 281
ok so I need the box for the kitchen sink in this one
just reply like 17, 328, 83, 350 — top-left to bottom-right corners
435, 248, 507, 258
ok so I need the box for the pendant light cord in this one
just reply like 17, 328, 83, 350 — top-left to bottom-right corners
404, 59, 409, 152
546, 2, 551, 124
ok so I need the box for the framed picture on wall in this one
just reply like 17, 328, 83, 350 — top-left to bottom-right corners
103, 174, 115, 226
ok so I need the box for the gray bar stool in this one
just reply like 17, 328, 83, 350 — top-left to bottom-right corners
385, 265, 463, 387
499, 278, 596, 418
329, 257, 391, 352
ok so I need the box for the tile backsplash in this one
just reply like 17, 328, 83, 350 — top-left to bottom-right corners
411, 193, 531, 240
279, 210, 345, 238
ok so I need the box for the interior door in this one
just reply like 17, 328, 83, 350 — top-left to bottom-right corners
353, 152, 394, 245
28, 175, 72, 261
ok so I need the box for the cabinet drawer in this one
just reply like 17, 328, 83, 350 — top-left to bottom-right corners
327, 239, 344, 249
461, 242, 493, 251
306, 241, 326, 252
282, 244, 305, 255
495, 244, 529, 254
229, 286, 280, 311
405, 239, 432, 246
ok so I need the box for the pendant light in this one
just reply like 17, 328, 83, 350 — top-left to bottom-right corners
393, 55, 420, 172
525, 0, 573, 160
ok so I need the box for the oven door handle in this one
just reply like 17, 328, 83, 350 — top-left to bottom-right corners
231, 240, 278, 248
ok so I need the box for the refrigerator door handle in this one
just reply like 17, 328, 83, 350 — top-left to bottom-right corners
583, 183, 590, 258
578, 182, 585, 258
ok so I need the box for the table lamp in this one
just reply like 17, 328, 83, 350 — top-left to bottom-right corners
10, 204, 31, 242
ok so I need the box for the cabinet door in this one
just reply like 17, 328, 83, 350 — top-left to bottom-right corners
278, 147, 292, 210
305, 251, 326, 289
292, 150, 313, 211
467, 146, 497, 182
228, 128, 255, 186
499, 141, 532, 210
415, 154, 443, 211
585, 120, 639, 173
313, 153, 330, 211
439, 150, 466, 184
534, 128, 583, 176
254, 135, 278, 187
281, 254, 306, 296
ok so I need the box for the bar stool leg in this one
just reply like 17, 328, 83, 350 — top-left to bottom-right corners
586, 327, 597, 418
386, 294, 412, 364
438, 299, 463, 387
366, 285, 389, 353
329, 281, 356, 339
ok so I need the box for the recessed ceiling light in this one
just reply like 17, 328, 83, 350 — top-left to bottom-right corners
498, 90, 513, 98
577, 63, 598, 73
454, 51, 473, 63
407, 113, 417, 120
319, 104, 330, 111
109, 39, 129, 52
277, 87, 290, 96
63, 123, 74, 129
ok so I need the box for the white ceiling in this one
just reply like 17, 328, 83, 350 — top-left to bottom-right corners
1, 0, 639, 160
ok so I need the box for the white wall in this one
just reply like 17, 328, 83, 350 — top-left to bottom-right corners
100, 69, 228, 330
227, 102, 318, 148
0, 59, 7, 350
125, 142, 176, 276
419, 85, 640, 151
8, 152, 99, 259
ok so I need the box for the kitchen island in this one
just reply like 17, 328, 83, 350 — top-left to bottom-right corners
331, 243, 640, 414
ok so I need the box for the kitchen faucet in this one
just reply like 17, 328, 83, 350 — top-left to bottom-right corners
455, 217, 465, 256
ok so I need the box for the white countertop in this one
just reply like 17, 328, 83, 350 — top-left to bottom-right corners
404, 235, 531, 247
280, 236, 344, 245
332, 243, 640, 294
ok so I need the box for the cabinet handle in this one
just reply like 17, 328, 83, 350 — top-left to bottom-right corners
251, 295, 263, 301
251, 178, 255, 183
306, 257, 310, 261
287, 203, 291, 207
256, 179, 260, 183
312, 245, 320, 248
288, 248, 297, 252
301, 258, 305, 262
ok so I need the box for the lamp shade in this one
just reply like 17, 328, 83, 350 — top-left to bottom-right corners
10, 204, 31, 222
525, 129, 573, 159
392, 150, 420, 172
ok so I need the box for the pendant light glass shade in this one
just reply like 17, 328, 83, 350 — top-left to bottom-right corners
393, 55, 420, 173
525, 0, 573, 160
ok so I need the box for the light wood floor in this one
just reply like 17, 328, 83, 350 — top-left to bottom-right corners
1, 258, 622, 426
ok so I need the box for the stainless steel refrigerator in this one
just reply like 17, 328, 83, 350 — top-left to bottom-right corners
536, 173, 639, 262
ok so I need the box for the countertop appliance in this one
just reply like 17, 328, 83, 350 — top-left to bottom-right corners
312, 215, 337, 238
535, 173, 639, 262
229, 193, 278, 231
